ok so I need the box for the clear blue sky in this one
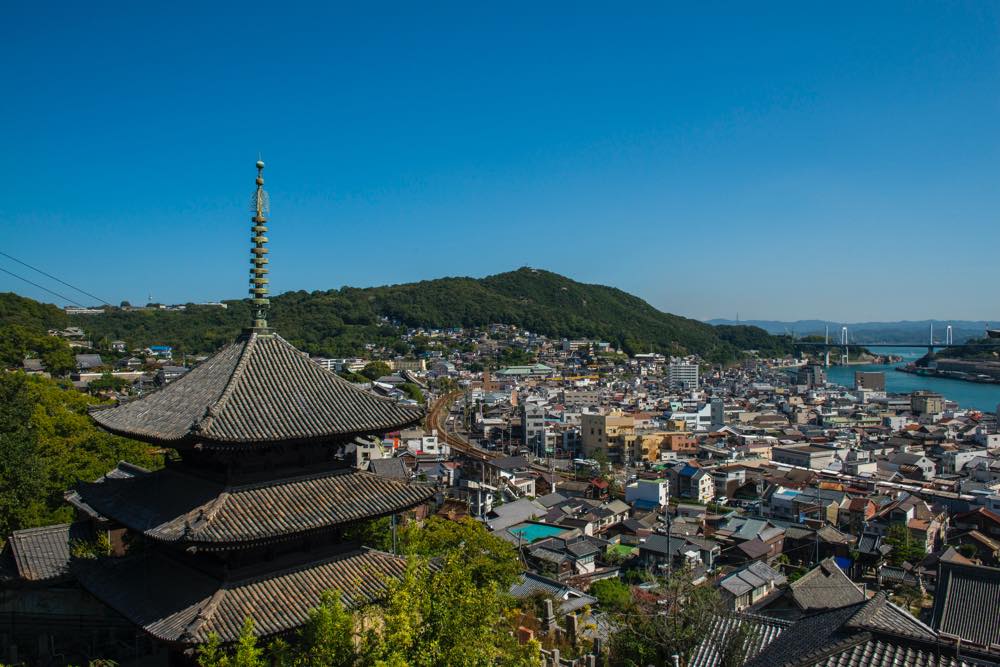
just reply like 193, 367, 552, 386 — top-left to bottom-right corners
2, 3, 998, 321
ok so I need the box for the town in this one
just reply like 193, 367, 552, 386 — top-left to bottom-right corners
5, 306, 1000, 665
6, 4, 1000, 664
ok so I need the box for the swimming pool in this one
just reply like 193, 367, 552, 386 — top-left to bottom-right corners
508, 522, 566, 543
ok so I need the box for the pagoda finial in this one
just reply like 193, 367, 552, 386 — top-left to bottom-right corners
249, 159, 271, 330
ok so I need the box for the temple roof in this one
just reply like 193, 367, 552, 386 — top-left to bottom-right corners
91, 332, 423, 445
73, 466, 436, 548
2, 522, 92, 582
74, 548, 407, 645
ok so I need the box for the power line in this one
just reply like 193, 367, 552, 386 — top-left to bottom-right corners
0, 266, 84, 307
0, 250, 110, 306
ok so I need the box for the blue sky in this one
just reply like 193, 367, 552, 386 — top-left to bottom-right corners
2, 3, 998, 321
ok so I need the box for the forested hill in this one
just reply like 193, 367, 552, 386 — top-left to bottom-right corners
2, 269, 793, 362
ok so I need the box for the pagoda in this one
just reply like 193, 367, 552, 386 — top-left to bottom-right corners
71, 161, 436, 652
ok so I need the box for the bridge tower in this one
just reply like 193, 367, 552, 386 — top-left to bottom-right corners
824, 325, 830, 367
840, 326, 849, 366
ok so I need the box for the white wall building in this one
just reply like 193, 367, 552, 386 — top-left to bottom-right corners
668, 362, 699, 389
625, 479, 669, 509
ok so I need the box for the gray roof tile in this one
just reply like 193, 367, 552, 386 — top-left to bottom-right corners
75, 548, 408, 644
932, 559, 1000, 648
91, 333, 422, 445
73, 467, 435, 547
6, 522, 92, 582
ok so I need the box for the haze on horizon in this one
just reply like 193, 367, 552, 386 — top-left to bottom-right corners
3, 3, 998, 323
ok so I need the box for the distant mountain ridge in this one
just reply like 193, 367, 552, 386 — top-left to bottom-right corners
2, 269, 792, 362
707, 318, 993, 344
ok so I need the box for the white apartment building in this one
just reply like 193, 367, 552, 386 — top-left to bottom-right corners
668, 362, 699, 389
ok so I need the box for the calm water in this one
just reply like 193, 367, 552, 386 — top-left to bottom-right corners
823, 347, 1000, 413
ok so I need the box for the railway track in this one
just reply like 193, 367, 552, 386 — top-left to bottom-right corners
425, 391, 498, 461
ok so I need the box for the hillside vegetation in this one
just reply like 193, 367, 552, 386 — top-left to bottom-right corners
3, 269, 793, 362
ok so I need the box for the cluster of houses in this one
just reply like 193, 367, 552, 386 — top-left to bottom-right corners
10, 318, 1000, 665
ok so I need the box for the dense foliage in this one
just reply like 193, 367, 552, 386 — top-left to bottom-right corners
0, 324, 76, 375
49, 268, 792, 362
197, 517, 536, 667
885, 523, 928, 566
0, 372, 162, 536
0, 291, 68, 331
606, 567, 752, 667
589, 577, 632, 612
924, 338, 1000, 363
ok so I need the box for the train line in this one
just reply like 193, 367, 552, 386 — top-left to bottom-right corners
425, 391, 498, 461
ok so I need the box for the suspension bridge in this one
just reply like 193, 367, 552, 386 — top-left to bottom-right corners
791, 324, 1000, 366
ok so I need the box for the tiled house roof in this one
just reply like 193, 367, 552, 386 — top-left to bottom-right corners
931, 559, 1000, 648
91, 333, 423, 445
3, 522, 92, 582
73, 466, 435, 547
788, 558, 866, 611
688, 613, 791, 667
747, 594, 994, 667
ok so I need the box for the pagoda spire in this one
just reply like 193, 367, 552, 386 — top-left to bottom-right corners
250, 159, 270, 330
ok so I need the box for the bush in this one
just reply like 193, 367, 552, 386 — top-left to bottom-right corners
589, 577, 632, 611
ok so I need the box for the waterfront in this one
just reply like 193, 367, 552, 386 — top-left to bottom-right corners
824, 347, 1000, 413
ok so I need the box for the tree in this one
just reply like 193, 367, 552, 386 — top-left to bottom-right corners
191, 518, 536, 667
607, 566, 725, 667
592, 447, 610, 476
399, 382, 425, 403
355, 553, 536, 666
590, 577, 632, 612
198, 618, 266, 667
360, 361, 392, 381
0, 372, 162, 535
0, 324, 75, 376
395, 516, 522, 589
88, 372, 130, 394
885, 523, 927, 567
0, 373, 46, 535
289, 592, 357, 666
717, 619, 758, 667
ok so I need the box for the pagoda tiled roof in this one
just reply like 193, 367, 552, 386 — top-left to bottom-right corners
74, 548, 408, 645
91, 333, 422, 445
72, 466, 436, 548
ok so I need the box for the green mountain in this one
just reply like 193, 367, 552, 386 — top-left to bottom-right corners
1, 269, 792, 362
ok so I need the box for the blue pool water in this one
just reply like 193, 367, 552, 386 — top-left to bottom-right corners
508, 522, 566, 543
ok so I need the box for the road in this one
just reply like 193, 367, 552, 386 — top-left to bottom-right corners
425, 391, 499, 462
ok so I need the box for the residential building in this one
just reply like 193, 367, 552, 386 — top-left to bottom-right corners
522, 403, 548, 454
580, 412, 636, 463
719, 561, 786, 611
771, 444, 838, 470
794, 364, 826, 387
911, 391, 944, 415
624, 478, 669, 510
667, 361, 699, 389
854, 371, 886, 391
